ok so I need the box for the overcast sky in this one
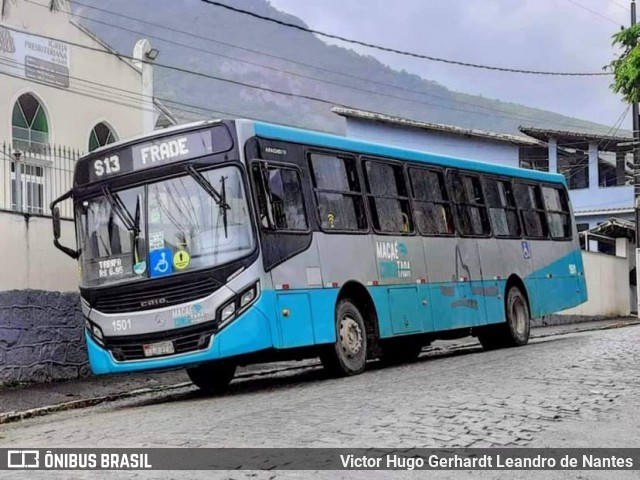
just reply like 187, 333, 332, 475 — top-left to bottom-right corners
267, 0, 632, 131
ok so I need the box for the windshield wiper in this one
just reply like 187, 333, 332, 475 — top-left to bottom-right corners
101, 187, 143, 262
186, 165, 230, 238
101, 186, 139, 236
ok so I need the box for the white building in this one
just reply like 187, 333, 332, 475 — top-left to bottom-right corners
0, 0, 175, 292
0, 0, 175, 218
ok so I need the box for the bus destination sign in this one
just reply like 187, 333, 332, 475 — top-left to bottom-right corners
85, 130, 215, 183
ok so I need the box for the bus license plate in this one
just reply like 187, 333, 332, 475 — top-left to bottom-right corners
143, 341, 175, 357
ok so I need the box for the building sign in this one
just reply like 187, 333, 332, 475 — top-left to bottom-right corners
0, 25, 70, 88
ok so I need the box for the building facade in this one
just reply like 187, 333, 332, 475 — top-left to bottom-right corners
0, 0, 174, 385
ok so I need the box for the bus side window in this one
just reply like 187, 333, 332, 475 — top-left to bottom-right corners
364, 159, 413, 234
542, 186, 572, 239
409, 167, 453, 235
483, 178, 521, 238
448, 171, 490, 236
252, 162, 308, 232
514, 182, 548, 239
309, 153, 367, 232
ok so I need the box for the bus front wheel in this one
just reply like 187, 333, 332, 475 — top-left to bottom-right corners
478, 285, 530, 350
187, 361, 237, 394
320, 298, 368, 377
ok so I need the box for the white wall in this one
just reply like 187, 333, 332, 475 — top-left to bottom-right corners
0, 211, 78, 292
560, 251, 630, 317
0, 0, 145, 151
345, 118, 520, 166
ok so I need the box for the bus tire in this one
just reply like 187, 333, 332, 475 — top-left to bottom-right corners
478, 285, 530, 350
320, 298, 368, 377
186, 361, 237, 394
381, 338, 423, 365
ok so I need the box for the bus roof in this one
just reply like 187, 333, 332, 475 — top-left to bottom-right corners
252, 120, 566, 185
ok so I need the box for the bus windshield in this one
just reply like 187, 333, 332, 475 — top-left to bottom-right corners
76, 165, 254, 287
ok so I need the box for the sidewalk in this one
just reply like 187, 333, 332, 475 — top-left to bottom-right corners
1, 317, 638, 423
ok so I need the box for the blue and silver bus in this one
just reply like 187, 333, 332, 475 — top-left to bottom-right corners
51, 119, 587, 392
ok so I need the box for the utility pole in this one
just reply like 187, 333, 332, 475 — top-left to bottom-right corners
633, 0, 640, 318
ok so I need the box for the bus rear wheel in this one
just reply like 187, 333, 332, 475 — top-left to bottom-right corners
320, 298, 368, 377
187, 361, 237, 394
478, 285, 530, 350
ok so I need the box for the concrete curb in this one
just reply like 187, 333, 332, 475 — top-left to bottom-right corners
1, 319, 639, 425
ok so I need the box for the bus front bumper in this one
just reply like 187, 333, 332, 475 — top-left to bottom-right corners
86, 294, 274, 375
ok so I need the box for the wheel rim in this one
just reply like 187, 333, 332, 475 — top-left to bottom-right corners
510, 296, 528, 336
339, 315, 363, 358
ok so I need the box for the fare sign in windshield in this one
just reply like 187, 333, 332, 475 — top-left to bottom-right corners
80, 126, 233, 184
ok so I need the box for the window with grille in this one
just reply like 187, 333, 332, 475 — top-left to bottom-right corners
89, 122, 118, 152
11, 162, 44, 214
12, 93, 49, 152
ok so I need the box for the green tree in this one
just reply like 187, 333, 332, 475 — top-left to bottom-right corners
610, 24, 640, 103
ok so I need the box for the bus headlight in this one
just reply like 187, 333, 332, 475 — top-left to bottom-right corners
220, 302, 236, 322
85, 319, 105, 346
240, 285, 257, 307
216, 281, 260, 327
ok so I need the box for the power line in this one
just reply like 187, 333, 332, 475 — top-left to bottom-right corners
606, 0, 631, 12
4, 21, 616, 136
67, 0, 615, 128
200, 0, 612, 76
54, 0, 624, 133
0, 55, 334, 133
68, 9, 606, 128
566, 0, 624, 26
0, 57, 243, 122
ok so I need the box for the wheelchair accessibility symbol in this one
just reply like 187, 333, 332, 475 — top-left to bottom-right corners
150, 247, 173, 277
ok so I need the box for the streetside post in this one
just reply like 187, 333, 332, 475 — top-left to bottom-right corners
13, 149, 22, 213
633, 1, 640, 318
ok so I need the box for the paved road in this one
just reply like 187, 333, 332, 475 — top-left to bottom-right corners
1, 325, 640, 479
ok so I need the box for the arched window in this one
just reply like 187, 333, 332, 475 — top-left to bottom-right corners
12, 93, 49, 151
89, 122, 117, 151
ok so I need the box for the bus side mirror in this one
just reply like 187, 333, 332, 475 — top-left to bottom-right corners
50, 190, 80, 259
52, 207, 61, 240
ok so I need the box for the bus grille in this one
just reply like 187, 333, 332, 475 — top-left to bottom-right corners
104, 321, 217, 362
91, 277, 220, 314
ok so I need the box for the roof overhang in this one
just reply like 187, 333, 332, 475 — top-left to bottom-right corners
519, 126, 634, 152
333, 107, 543, 147
580, 217, 635, 241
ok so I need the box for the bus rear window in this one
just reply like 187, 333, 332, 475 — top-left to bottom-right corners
542, 186, 572, 239
514, 182, 548, 239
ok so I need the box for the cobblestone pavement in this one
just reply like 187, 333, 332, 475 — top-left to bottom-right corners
1, 325, 640, 479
